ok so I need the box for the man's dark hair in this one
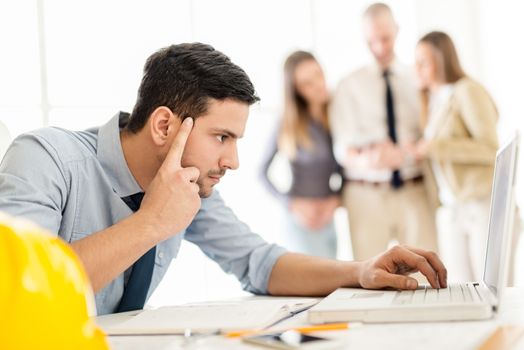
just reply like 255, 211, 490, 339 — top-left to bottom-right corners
126, 43, 260, 133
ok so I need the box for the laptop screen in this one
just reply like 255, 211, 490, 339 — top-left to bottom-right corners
483, 135, 518, 297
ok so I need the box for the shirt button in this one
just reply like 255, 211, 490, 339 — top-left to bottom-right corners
158, 252, 164, 259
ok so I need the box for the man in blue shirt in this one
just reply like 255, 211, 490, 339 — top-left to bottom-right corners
0, 43, 447, 315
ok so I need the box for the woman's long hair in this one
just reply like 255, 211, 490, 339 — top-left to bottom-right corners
279, 51, 329, 159
418, 31, 466, 128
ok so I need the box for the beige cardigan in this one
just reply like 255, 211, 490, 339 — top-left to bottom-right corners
423, 77, 499, 208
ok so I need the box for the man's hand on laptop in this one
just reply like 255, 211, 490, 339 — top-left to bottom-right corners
358, 245, 447, 290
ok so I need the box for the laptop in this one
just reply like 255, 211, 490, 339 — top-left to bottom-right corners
308, 133, 519, 323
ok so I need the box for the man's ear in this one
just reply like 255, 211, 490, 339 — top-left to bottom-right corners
148, 106, 180, 146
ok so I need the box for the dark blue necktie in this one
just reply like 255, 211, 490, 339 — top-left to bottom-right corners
383, 69, 404, 189
116, 192, 157, 312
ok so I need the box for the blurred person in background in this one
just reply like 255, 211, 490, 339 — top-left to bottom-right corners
330, 3, 437, 261
411, 31, 510, 282
261, 51, 343, 258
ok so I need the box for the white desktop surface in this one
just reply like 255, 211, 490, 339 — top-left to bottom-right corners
97, 288, 524, 350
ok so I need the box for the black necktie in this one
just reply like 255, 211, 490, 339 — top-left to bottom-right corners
116, 192, 157, 312
383, 69, 404, 189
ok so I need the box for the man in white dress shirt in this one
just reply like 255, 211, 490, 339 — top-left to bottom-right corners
330, 3, 437, 260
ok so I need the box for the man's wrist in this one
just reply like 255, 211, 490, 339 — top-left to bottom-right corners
340, 260, 364, 288
127, 211, 170, 244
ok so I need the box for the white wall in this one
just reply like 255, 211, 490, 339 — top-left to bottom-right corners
0, 0, 522, 306
0, 121, 10, 159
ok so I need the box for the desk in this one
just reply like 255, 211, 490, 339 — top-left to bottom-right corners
96, 288, 524, 349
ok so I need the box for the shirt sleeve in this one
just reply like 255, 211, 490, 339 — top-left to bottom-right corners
428, 80, 499, 165
0, 133, 68, 234
184, 190, 287, 294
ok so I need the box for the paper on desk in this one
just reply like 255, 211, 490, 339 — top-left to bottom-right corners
101, 298, 319, 335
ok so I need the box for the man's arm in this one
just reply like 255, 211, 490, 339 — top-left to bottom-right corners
73, 117, 201, 292
70, 213, 161, 293
267, 245, 447, 296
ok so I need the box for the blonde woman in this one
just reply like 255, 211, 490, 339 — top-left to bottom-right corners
261, 51, 342, 258
412, 31, 499, 282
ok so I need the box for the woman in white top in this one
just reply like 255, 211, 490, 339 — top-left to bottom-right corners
412, 31, 499, 282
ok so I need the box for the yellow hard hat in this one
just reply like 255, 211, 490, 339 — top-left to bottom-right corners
0, 213, 109, 350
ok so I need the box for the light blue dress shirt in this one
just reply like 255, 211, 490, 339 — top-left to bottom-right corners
0, 112, 287, 315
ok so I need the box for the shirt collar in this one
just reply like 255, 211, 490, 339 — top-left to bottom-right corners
372, 57, 401, 76
97, 112, 142, 197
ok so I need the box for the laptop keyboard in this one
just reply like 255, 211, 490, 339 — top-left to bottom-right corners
392, 283, 483, 305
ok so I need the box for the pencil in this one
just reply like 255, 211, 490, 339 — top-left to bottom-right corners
294, 323, 349, 333
224, 322, 350, 338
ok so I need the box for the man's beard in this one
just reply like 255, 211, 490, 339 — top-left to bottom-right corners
196, 178, 211, 198
196, 169, 226, 198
